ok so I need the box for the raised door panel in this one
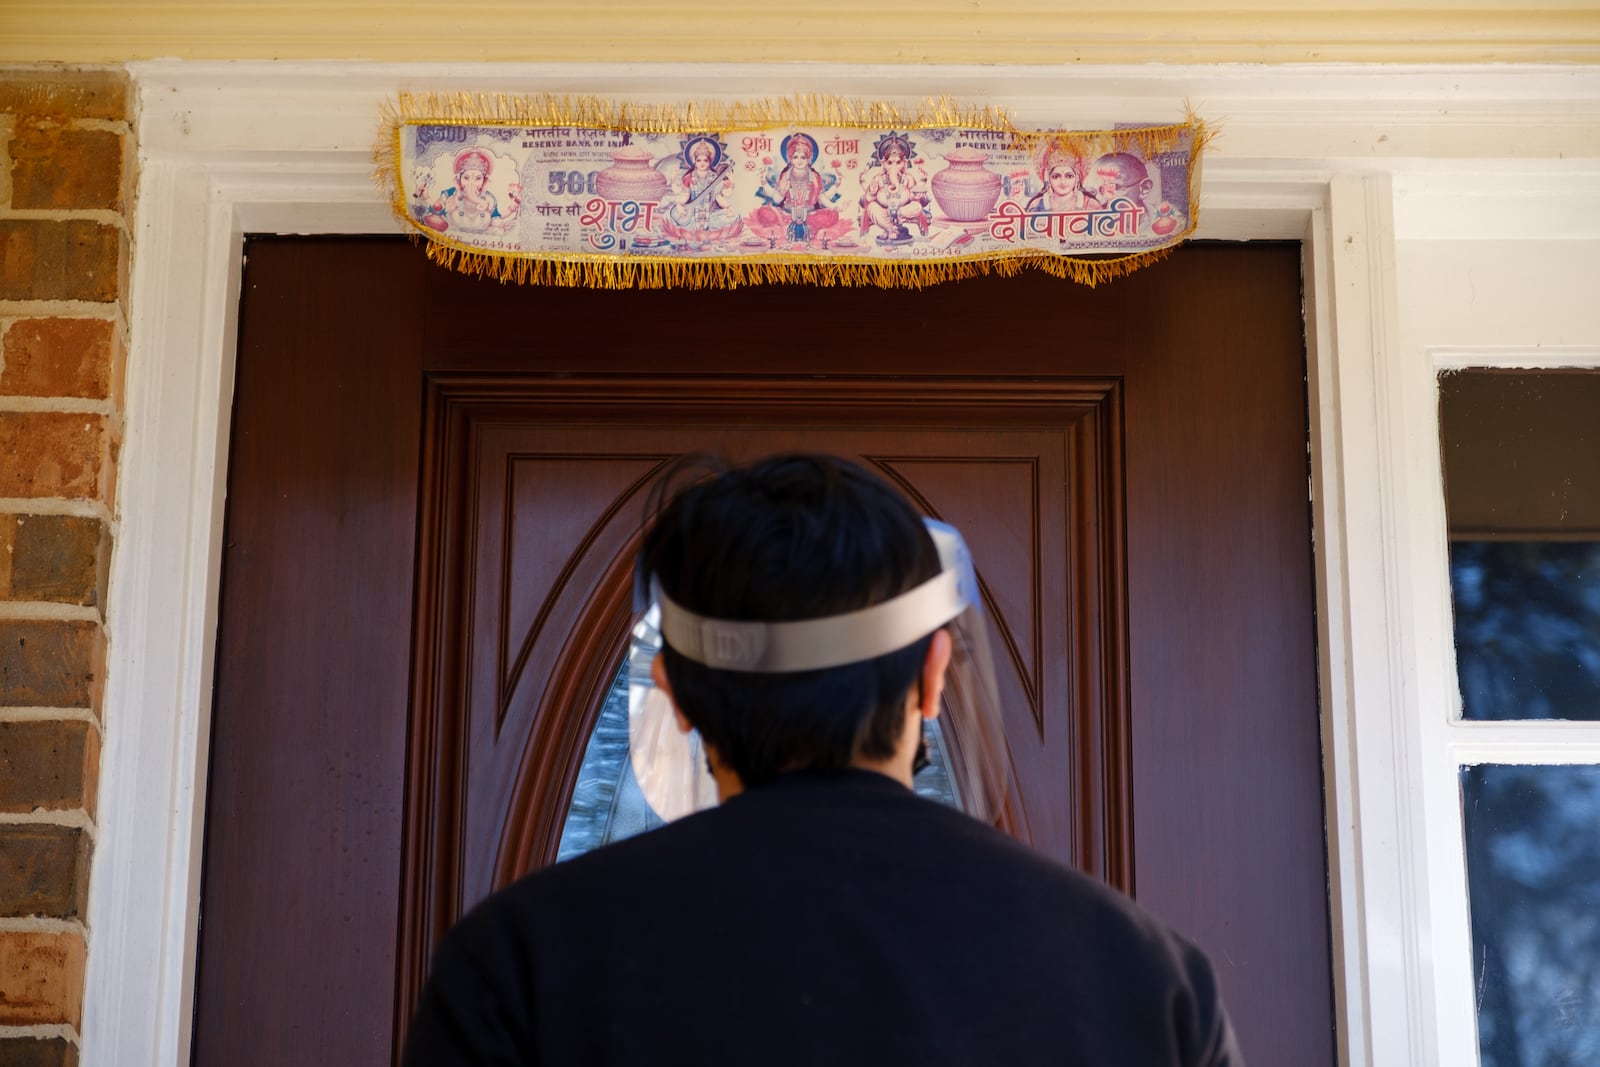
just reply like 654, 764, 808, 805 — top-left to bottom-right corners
396, 379, 1131, 1027
463, 449, 671, 893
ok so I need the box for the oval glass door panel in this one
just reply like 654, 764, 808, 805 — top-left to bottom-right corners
557, 605, 962, 862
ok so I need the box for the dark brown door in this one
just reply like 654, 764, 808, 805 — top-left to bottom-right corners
195, 237, 1330, 1066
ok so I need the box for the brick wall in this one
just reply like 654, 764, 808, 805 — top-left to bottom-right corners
0, 68, 130, 1067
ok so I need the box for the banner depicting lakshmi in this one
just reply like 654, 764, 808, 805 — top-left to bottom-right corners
378, 96, 1210, 289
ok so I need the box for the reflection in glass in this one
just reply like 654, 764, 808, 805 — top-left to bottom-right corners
1462, 764, 1600, 1067
1450, 542, 1600, 721
557, 614, 962, 863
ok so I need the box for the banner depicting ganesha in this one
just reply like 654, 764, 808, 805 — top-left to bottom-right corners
385, 104, 1205, 286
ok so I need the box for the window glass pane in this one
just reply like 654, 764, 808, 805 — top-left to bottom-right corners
1450, 542, 1600, 721
558, 611, 961, 863
554, 636, 665, 863
1462, 764, 1600, 1066
1440, 371, 1600, 720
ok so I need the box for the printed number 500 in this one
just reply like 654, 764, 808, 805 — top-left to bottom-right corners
548, 170, 600, 196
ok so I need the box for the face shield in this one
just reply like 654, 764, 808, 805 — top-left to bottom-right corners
627, 517, 1012, 825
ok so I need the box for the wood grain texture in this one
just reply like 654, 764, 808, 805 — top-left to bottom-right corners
1118, 243, 1329, 1058
201, 237, 1329, 1067
194, 240, 427, 1064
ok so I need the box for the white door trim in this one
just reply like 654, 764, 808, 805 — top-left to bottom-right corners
89, 59, 1600, 1066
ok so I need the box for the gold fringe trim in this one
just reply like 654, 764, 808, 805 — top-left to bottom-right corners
380, 92, 1016, 138
374, 94, 1210, 292
413, 235, 1178, 291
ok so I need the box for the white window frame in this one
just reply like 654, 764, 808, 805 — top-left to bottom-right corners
86, 60, 1600, 1066
1388, 187, 1600, 1065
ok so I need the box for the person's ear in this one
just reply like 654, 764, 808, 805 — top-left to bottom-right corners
651, 653, 694, 735
918, 629, 953, 722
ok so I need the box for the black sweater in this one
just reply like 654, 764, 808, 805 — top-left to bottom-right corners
402, 769, 1242, 1066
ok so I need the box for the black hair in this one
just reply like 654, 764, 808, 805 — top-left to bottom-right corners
639, 453, 941, 789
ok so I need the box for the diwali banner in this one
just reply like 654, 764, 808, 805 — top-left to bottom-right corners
376, 96, 1210, 289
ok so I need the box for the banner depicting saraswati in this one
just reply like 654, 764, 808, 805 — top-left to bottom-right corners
379, 97, 1209, 289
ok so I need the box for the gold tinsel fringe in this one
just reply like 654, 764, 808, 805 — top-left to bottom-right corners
374, 94, 1209, 292
1012, 104, 1212, 161
380, 92, 1017, 139
413, 234, 1177, 291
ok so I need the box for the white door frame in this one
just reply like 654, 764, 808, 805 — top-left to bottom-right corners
87, 60, 1600, 1066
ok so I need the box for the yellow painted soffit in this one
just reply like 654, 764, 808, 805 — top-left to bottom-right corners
2, 2, 1599, 65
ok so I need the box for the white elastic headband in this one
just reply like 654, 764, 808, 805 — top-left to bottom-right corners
654, 521, 971, 673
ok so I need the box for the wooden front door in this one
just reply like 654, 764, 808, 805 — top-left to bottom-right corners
194, 238, 1331, 1065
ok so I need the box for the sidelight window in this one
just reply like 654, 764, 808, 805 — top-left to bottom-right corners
1440, 369, 1600, 1065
